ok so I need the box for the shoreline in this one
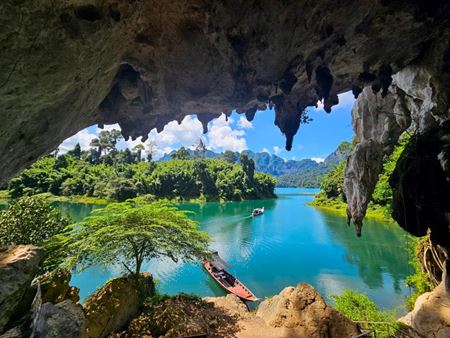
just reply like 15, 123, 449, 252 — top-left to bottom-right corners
307, 202, 394, 223
0, 190, 278, 206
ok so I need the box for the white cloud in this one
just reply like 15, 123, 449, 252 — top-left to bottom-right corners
59, 128, 97, 153
58, 113, 249, 159
273, 146, 282, 155
237, 116, 253, 129
206, 115, 247, 152
311, 157, 325, 163
261, 148, 270, 153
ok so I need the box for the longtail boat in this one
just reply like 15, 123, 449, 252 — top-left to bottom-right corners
202, 252, 258, 302
252, 207, 264, 216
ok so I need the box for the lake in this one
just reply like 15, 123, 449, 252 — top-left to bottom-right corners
60, 188, 412, 312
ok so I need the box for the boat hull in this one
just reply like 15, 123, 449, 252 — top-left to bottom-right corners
202, 260, 258, 302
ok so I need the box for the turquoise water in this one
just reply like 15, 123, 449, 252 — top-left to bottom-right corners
28, 188, 412, 311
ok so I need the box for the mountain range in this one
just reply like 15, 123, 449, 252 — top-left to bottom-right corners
158, 141, 353, 188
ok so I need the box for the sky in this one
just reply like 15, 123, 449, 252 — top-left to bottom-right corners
59, 91, 355, 162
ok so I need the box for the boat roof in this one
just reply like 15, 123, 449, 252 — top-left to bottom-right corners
211, 252, 230, 270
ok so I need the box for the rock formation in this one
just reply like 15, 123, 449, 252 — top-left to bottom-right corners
31, 300, 86, 338
256, 283, 359, 338
33, 268, 80, 305
399, 282, 450, 338
0, 246, 87, 338
82, 273, 154, 338
344, 65, 450, 244
0, 245, 45, 333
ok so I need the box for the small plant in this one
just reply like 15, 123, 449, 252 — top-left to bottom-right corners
405, 235, 432, 310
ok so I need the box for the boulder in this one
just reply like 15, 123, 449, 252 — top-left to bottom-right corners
203, 294, 249, 318
32, 300, 85, 338
82, 273, 154, 338
33, 268, 80, 304
0, 245, 45, 333
399, 282, 450, 338
256, 283, 359, 338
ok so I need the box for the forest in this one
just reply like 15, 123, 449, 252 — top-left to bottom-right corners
310, 134, 410, 220
4, 130, 275, 203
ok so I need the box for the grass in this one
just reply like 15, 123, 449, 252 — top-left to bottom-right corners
308, 195, 394, 223
0, 190, 9, 204
35, 193, 109, 205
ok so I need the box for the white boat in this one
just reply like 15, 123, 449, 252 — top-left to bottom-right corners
252, 207, 264, 216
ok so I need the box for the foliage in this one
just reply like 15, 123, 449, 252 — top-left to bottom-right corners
332, 290, 395, 322
0, 195, 69, 246
0, 196, 70, 272
171, 147, 191, 160
57, 200, 210, 280
8, 143, 275, 202
372, 134, 410, 214
222, 150, 238, 163
405, 235, 433, 310
331, 290, 397, 336
311, 135, 410, 219
318, 161, 346, 200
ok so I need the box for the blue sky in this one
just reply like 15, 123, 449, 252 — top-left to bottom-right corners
60, 92, 355, 161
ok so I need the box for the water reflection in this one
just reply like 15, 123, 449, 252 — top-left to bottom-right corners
316, 211, 410, 292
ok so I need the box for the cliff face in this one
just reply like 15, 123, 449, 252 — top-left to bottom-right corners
1, 1, 450, 244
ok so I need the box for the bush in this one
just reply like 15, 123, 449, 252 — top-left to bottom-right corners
331, 290, 395, 322
405, 235, 433, 310
0, 195, 70, 246
331, 290, 397, 337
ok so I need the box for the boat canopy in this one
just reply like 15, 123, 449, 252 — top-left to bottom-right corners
211, 252, 231, 270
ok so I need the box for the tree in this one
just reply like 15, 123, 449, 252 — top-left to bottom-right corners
90, 137, 102, 155
146, 139, 158, 162
223, 150, 238, 163
240, 153, 255, 182
171, 147, 191, 160
133, 144, 145, 162
0, 196, 70, 246
97, 129, 122, 155
67, 143, 81, 159
195, 139, 207, 158
121, 148, 135, 164
61, 201, 210, 281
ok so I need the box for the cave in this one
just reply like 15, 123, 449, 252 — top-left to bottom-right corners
1, 1, 450, 247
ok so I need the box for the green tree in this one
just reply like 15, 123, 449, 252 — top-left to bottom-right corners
240, 153, 255, 182
133, 144, 145, 162
60, 201, 210, 281
223, 150, 238, 163
89, 138, 102, 155
121, 148, 135, 164
98, 129, 122, 155
320, 161, 346, 200
0, 196, 69, 246
67, 143, 81, 159
171, 147, 191, 160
